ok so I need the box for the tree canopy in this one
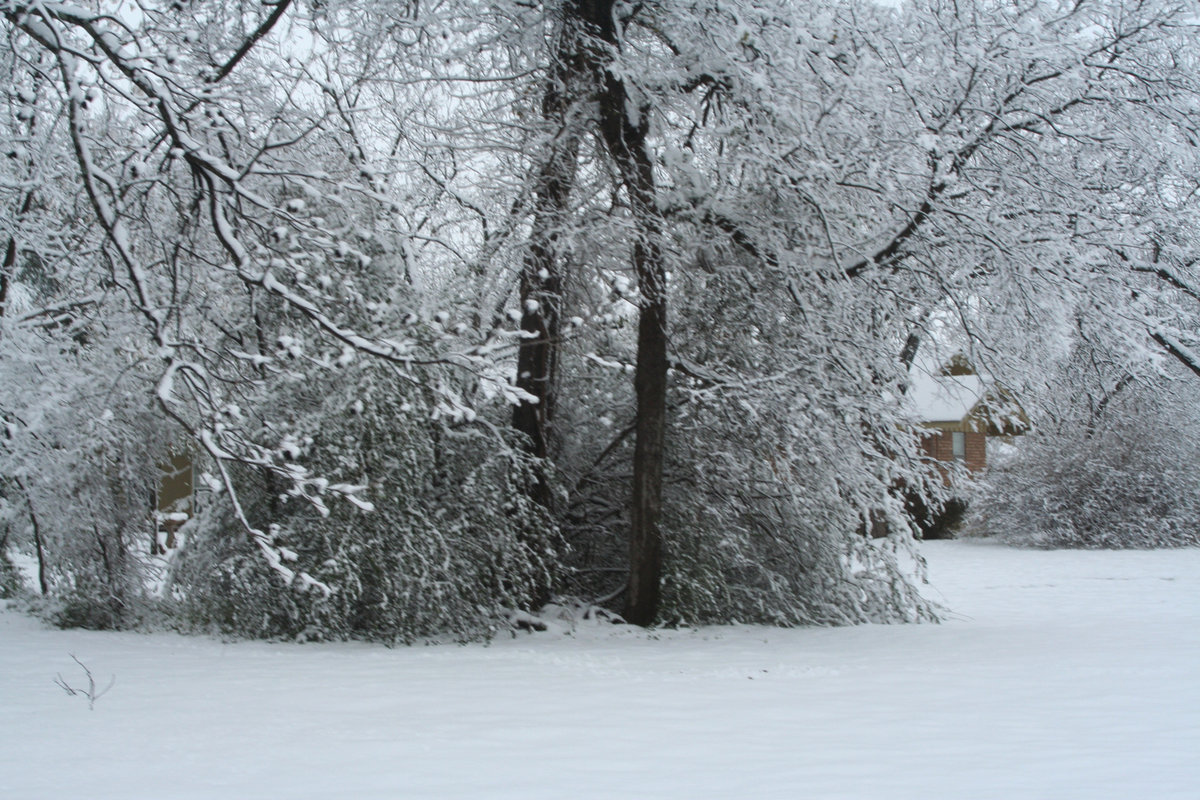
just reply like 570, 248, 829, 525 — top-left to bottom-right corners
2, 0, 1198, 637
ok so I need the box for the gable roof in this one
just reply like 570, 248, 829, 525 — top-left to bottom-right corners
907, 370, 987, 424
903, 354, 1029, 435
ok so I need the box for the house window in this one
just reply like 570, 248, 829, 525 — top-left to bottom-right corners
952, 431, 966, 461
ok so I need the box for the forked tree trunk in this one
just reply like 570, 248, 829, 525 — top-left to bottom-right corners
519, 1, 669, 623
575, 0, 669, 625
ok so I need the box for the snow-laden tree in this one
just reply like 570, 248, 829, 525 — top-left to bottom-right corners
0, 0, 560, 636
8, 1, 543, 540
544, 0, 1200, 620
3, 0, 1200, 635
0, 293, 176, 626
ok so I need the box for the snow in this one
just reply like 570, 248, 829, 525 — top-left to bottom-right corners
2, 541, 1198, 799
907, 368, 986, 423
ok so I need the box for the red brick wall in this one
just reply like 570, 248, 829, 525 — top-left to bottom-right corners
920, 430, 986, 474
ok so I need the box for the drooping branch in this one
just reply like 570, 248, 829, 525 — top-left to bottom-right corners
1151, 331, 1200, 381
209, 0, 296, 85
1131, 261, 1200, 305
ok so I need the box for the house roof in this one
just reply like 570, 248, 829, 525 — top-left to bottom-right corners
903, 356, 1029, 435
906, 369, 987, 424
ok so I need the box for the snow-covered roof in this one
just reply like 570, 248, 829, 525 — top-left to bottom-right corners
906, 369, 987, 423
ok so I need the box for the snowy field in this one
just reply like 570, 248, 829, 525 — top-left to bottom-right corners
2, 540, 1198, 800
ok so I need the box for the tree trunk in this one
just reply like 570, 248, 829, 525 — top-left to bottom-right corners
15, 477, 48, 595
576, 0, 669, 625
0, 237, 13, 320
512, 14, 584, 506
0, 191, 35, 325
623, 243, 668, 626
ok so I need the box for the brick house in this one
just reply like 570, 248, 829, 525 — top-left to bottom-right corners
920, 424, 987, 473
908, 355, 1026, 477
895, 357, 1025, 538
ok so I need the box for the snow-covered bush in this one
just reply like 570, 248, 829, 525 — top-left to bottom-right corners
554, 242, 942, 625
971, 379, 1200, 549
170, 366, 559, 643
0, 317, 175, 628
658, 415, 938, 626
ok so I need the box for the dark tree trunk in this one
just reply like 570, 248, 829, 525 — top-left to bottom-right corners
899, 331, 921, 374
0, 237, 13, 319
622, 244, 668, 626
576, 0, 669, 625
1, 191, 35, 324
15, 477, 48, 595
512, 11, 585, 507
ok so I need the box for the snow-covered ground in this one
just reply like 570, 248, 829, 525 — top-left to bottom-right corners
2, 540, 1197, 799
